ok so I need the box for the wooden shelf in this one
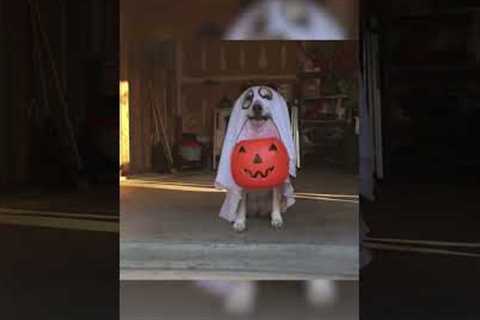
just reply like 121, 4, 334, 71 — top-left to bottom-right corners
303, 94, 348, 101
181, 74, 297, 84
297, 71, 323, 79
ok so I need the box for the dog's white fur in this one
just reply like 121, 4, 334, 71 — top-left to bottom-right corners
233, 187, 283, 232
196, 280, 337, 315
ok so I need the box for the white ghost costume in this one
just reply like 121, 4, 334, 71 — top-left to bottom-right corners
224, 0, 346, 40
215, 86, 296, 222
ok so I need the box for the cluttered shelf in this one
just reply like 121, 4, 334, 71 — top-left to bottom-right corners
302, 94, 348, 101
297, 71, 324, 79
300, 119, 347, 125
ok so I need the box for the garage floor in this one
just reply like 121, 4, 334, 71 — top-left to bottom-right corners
0, 185, 119, 319
360, 180, 480, 319
120, 166, 358, 280
0, 185, 117, 214
1, 224, 118, 319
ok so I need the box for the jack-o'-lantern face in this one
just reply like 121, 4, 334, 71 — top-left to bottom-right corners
231, 138, 289, 189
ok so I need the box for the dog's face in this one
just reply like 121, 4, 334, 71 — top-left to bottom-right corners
241, 86, 275, 122
224, 0, 348, 40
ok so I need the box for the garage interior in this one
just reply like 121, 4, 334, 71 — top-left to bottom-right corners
0, 0, 118, 212
120, 40, 359, 174
360, 1, 480, 318
0, 1, 118, 319
120, 8, 360, 278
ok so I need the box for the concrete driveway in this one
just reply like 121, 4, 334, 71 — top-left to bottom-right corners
120, 167, 359, 280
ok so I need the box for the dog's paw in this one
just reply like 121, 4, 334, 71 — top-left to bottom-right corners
271, 217, 283, 229
306, 280, 337, 307
224, 282, 256, 315
233, 220, 246, 232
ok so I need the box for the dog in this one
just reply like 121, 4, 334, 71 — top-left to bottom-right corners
234, 97, 285, 232
215, 86, 296, 232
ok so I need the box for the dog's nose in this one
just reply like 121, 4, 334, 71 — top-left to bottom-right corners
253, 154, 263, 164
252, 103, 263, 113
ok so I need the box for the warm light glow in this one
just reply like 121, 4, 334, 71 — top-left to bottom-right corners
294, 194, 358, 204
296, 192, 358, 199
133, 181, 215, 188
120, 81, 130, 172
0, 207, 118, 220
120, 180, 358, 204
295, 192, 358, 203
0, 210, 118, 233
120, 181, 224, 193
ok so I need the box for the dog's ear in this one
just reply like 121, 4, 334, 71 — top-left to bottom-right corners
240, 82, 255, 93
266, 83, 279, 92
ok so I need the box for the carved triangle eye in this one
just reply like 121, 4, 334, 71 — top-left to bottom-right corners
269, 144, 278, 151
239, 146, 246, 153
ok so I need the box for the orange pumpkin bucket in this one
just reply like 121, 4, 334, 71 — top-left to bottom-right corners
231, 138, 289, 189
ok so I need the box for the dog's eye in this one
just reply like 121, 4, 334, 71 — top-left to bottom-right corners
269, 144, 278, 151
258, 87, 273, 100
242, 89, 254, 109
239, 146, 246, 153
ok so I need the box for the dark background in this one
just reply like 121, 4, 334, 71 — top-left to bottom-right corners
0, 0, 118, 319
361, 1, 480, 319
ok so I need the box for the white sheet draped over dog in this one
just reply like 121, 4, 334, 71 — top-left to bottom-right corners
215, 86, 296, 222
224, 0, 346, 40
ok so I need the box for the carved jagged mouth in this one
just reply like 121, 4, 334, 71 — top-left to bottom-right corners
244, 166, 274, 178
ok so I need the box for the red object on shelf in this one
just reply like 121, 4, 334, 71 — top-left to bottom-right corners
180, 140, 201, 148
179, 136, 202, 162
231, 138, 289, 189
